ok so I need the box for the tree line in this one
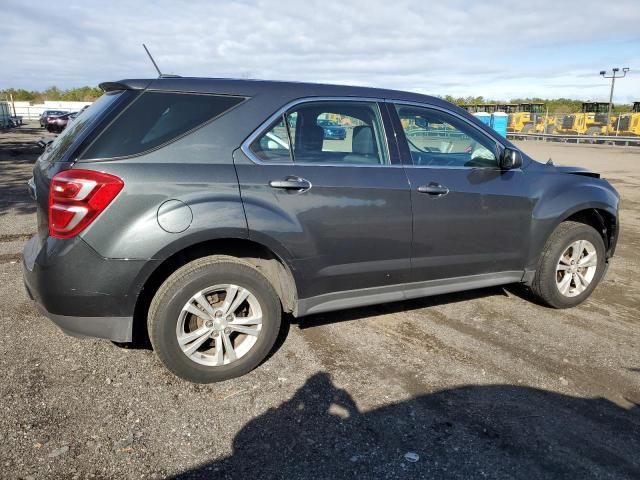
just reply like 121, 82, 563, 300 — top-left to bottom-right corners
1, 86, 103, 102
1, 87, 634, 113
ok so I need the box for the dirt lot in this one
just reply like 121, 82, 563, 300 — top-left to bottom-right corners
1, 124, 639, 479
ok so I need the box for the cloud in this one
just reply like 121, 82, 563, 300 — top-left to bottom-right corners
1, 0, 639, 101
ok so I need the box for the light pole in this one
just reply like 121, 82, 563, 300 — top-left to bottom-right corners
600, 67, 629, 125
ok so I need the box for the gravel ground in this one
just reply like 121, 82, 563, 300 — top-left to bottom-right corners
1, 124, 639, 479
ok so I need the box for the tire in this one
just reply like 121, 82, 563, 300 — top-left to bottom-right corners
148, 255, 282, 383
531, 221, 606, 308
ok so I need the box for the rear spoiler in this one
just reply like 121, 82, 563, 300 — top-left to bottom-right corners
99, 79, 155, 92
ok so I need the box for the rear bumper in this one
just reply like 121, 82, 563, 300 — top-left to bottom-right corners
22, 234, 156, 342
25, 282, 133, 342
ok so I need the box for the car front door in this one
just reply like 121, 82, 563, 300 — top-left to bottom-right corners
234, 99, 413, 305
389, 102, 534, 283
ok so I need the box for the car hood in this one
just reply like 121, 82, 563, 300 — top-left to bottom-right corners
554, 165, 600, 179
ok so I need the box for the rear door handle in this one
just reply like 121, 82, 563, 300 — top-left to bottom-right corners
269, 176, 312, 192
417, 183, 449, 196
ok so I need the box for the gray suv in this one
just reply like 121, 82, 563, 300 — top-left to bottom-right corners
23, 78, 620, 383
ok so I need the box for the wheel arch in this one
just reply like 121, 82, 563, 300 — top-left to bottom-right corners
131, 237, 298, 344
563, 208, 618, 257
526, 201, 618, 279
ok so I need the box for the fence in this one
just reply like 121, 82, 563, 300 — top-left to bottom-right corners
504, 111, 639, 138
507, 132, 640, 146
7, 100, 94, 120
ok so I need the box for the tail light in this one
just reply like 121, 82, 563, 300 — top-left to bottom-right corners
49, 169, 124, 239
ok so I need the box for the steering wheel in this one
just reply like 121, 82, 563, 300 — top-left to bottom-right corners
407, 137, 437, 153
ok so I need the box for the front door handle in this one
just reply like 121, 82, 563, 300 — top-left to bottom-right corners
269, 176, 312, 192
417, 183, 449, 196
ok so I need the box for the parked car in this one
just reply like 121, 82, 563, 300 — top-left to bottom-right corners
23, 78, 619, 383
317, 118, 347, 140
46, 112, 78, 133
39, 110, 67, 128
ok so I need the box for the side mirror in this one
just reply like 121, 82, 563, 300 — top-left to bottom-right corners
499, 147, 522, 170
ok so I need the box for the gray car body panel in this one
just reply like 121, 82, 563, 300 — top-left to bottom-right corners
22, 77, 620, 342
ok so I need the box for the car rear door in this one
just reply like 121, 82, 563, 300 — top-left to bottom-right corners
234, 98, 412, 304
388, 102, 534, 282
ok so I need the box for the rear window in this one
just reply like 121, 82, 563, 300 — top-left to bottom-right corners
43, 91, 124, 164
81, 92, 245, 159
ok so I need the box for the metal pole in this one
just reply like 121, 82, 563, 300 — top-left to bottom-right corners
616, 114, 621, 136
600, 67, 629, 135
607, 75, 615, 129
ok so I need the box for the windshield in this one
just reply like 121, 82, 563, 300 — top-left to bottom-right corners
42, 91, 124, 163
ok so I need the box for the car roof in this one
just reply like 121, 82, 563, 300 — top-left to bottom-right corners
100, 77, 454, 109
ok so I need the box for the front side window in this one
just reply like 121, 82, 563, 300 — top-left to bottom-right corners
249, 100, 388, 166
81, 92, 245, 159
395, 104, 498, 168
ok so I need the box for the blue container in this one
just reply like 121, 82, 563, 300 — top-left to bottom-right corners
490, 112, 508, 137
473, 112, 491, 127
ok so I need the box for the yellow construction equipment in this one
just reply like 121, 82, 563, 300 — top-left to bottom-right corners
555, 102, 612, 135
615, 102, 640, 136
507, 103, 547, 133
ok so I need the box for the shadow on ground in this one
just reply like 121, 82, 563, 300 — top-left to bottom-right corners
0, 126, 43, 216
172, 373, 640, 480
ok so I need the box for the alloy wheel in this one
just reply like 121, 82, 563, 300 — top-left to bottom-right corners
176, 284, 262, 366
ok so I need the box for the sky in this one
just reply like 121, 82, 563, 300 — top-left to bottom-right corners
1, 0, 639, 102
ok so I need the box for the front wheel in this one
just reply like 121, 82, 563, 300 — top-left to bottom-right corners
531, 221, 606, 308
148, 256, 282, 383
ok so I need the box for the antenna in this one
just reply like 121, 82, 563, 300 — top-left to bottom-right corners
142, 43, 162, 78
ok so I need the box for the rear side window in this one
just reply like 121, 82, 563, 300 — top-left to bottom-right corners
81, 92, 244, 159
249, 101, 388, 165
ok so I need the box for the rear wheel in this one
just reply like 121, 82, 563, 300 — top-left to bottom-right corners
148, 256, 281, 383
531, 221, 606, 308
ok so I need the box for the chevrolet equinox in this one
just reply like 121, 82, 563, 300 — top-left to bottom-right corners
23, 78, 620, 383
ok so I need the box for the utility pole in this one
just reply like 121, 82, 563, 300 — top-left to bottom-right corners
600, 67, 629, 129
